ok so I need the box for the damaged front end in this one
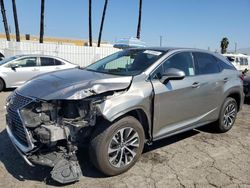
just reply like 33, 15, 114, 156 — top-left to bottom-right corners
6, 91, 106, 184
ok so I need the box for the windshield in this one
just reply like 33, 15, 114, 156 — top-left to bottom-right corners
0, 56, 19, 66
86, 49, 165, 76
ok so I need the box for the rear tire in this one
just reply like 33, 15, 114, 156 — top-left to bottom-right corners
215, 97, 237, 133
89, 116, 145, 176
0, 79, 4, 92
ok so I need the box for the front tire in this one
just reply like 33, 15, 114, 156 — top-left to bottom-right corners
89, 116, 145, 176
216, 97, 238, 133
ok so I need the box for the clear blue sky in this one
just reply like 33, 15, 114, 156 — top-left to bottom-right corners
0, 0, 250, 51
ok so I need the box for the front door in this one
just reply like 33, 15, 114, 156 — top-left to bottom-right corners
6, 57, 39, 87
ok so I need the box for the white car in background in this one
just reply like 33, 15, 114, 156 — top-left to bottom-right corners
0, 55, 78, 91
223, 53, 249, 71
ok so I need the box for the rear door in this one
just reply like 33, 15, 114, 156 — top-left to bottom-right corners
192, 52, 225, 119
5, 57, 39, 87
151, 52, 210, 139
38, 57, 65, 74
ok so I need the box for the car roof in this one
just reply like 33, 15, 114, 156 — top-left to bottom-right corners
14, 54, 64, 59
14, 54, 77, 63
130, 47, 215, 54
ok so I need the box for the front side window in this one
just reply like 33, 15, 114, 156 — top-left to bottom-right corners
194, 52, 220, 74
86, 49, 165, 76
10, 57, 37, 67
152, 52, 195, 79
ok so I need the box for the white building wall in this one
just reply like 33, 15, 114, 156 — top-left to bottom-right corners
0, 40, 120, 67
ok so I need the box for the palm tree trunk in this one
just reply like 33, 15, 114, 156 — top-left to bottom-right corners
89, 0, 92, 46
97, 0, 108, 47
136, 0, 142, 39
39, 0, 45, 43
12, 0, 20, 42
0, 0, 10, 41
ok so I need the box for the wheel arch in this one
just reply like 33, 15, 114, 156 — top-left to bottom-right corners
226, 91, 242, 111
102, 108, 152, 141
0, 77, 6, 90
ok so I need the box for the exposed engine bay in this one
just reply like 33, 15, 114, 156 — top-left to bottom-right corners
12, 97, 104, 184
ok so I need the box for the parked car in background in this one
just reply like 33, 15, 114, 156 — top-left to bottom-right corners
0, 55, 78, 91
242, 69, 250, 97
223, 53, 249, 71
5, 48, 243, 184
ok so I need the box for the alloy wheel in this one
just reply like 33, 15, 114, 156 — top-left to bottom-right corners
108, 127, 140, 168
223, 103, 236, 128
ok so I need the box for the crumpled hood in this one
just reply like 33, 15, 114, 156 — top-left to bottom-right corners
17, 68, 132, 100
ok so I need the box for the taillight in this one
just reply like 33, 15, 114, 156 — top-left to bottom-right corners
240, 75, 245, 81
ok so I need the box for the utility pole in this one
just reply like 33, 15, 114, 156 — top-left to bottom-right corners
160, 35, 163, 47
88, 0, 92, 46
0, 0, 10, 41
234, 42, 237, 53
39, 0, 45, 43
136, 0, 142, 39
97, 0, 108, 47
12, 0, 20, 42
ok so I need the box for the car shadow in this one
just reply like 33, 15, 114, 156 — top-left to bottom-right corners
2, 88, 16, 92
143, 129, 199, 153
0, 124, 215, 186
244, 97, 250, 105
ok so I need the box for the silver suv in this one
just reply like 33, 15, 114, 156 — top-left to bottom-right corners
6, 48, 244, 184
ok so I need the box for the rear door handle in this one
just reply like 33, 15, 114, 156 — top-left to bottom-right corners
192, 82, 200, 88
32, 68, 39, 71
223, 77, 229, 82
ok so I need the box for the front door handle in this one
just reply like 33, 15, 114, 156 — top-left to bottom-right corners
32, 68, 39, 71
192, 82, 200, 88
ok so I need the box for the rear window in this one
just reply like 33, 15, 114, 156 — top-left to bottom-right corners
193, 52, 220, 75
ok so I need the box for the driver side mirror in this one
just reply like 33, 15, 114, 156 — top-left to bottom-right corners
10, 64, 19, 71
159, 68, 185, 84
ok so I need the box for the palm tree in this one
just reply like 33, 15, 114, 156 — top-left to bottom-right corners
39, 0, 45, 43
12, 0, 20, 42
97, 0, 108, 47
220, 37, 229, 54
88, 0, 92, 46
0, 0, 10, 41
136, 0, 142, 39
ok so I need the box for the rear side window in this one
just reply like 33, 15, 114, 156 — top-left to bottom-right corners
194, 52, 220, 74
55, 59, 63, 65
40, 57, 63, 66
217, 58, 236, 70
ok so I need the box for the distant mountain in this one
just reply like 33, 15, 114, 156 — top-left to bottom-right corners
238, 48, 250, 55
